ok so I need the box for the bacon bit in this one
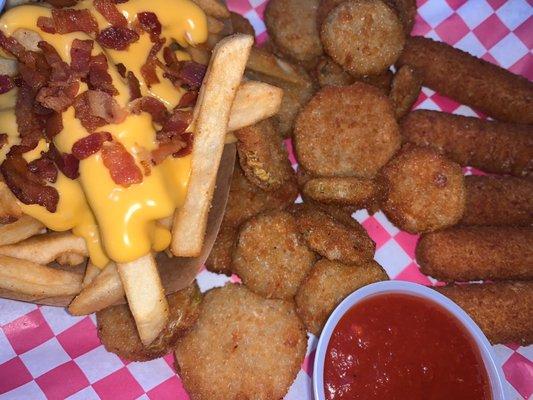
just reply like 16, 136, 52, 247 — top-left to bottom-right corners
163, 46, 178, 66
0, 133, 7, 149
39, 9, 99, 36
38, 41, 70, 81
127, 71, 141, 101
36, 81, 79, 112
88, 54, 118, 95
44, 0, 79, 7
178, 61, 206, 90
46, 144, 79, 179
0, 31, 36, 65
45, 112, 63, 139
70, 39, 94, 77
137, 12, 161, 42
140, 39, 163, 87
73, 90, 127, 131
0, 75, 14, 94
72, 131, 112, 160
159, 108, 192, 137
18, 63, 49, 91
174, 131, 193, 157
113, 0, 129, 3
28, 157, 58, 183
97, 26, 139, 50
116, 62, 127, 77
0, 147, 59, 212
130, 96, 168, 124
151, 137, 186, 165
16, 85, 44, 149
94, 0, 128, 27
101, 141, 143, 186
177, 90, 198, 108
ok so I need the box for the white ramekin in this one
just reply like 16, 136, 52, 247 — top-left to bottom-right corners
313, 281, 506, 400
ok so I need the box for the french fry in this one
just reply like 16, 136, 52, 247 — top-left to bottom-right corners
192, 0, 230, 19
0, 215, 45, 246
117, 254, 168, 346
0, 255, 82, 297
82, 261, 101, 288
56, 253, 86, 266
247, 47, 308, 86
69, 262, 126, 315
172, 34, 253, 257
0, 181, 22, 223
0, 232, 88, 265
228, 80, 283, 132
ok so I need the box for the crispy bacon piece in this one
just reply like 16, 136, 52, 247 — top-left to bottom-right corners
0, 75, 14, 94
28, 157, 58, 183
94, 0, 128, 27
46, 144, 79, 179
127, 71, 141, 101
0, 133, 7, 149
38, 41, 70, 82
137, 12, 161, 42
71, 39, 94, 77
178, 61, 206, 90
177, 90, 198, 108
174, 131, 193, 157
130, 96, 168, 124
101, 140, 143, 186
151, 138, 187, 165
116, 63, 127, 77
16, 85, 44, 149
36, 81, 80, 112
18, 63, 49, 91
38, 9, 99, 35
73, 90, 127, 131
44, 0, 79, 7
159, 109, 192, 138
97, 26, 139, 50
72, 131, 112, 160
88, 54, 118, 95
0, 147, 59, 212
0, 31, 36, 65
140, 39, 163, 87
45, 112, 63, 139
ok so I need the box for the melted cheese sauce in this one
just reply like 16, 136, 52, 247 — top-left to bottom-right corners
0, 0, 207, 266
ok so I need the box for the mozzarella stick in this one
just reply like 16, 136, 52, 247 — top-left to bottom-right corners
417, 227, 533, 282
397, 36, 533, 124
436, 282, 533, 345
401, 110, 533, 178
461, 176, 533, 227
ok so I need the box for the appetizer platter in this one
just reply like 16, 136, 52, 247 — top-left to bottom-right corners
0, 0, 531, 399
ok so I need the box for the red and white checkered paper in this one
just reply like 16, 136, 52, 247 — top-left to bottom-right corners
1, 0, 532, 399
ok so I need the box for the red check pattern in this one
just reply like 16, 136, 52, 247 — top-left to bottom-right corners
1, 0, 532, 399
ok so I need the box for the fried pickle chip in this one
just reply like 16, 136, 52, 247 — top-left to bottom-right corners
296, 259, 388, 335
294, 83, 400, 178
175, 284, 306, 400
385, 0, 416, 35
378, 145, 466, 234
316, 0, 345, 28
314, 56, 355, 87
303, 176, 377, 208
265, 0, 323, 62
205, 224, 237, 276
235, 118, 294, 191
97, 283, 202, 362
229, 12, 255, 37
321, 0, 405, 76
389, 65, 421, 119
223, 163, 298, 228
293, 204, 375, 264
233, 210, 316, 299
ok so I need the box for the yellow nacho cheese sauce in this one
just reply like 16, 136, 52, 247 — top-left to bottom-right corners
0, 0, 208, 266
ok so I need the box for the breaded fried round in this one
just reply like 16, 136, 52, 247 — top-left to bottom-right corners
316, 0, 345, 29
97, 283, 202, 361
265, 0, 323, 62
294, 83, 400, 178
175, 284, 306, 400
233, 210, 316, 299
296, 259, 388, 335
303, 176, 377, 209
235, 118, 294, 191
223, 163, 298, 228
314, 56, 355, 87
205, 224, 237, 275
293, 205, 375, 264
321, 0, 405, 76
385, 0, 416, 34
417, 226, 533, 282
229, 12, 255, 37
379, 145, 466, 233
461, 176, 533, 227
389, 65, 421, 119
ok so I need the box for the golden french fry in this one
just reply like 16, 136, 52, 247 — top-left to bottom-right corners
192, 0, 230, 19
56, 253, 86, 266
172, 34, 253, 257
0, 181, 22, 223
247, 47, 308, 86
82, 261, 101, 288
0, 255, 82, 297
117, 254, 168, 346
0, 232, 88, 265
69, 262, 125, 315
0, 215, 45, 246
228, 80, 283, 132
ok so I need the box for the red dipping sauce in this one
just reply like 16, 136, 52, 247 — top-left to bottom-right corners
324, 293, 491, 400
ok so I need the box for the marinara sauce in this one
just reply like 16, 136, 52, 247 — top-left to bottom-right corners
324, 293, 491, 400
